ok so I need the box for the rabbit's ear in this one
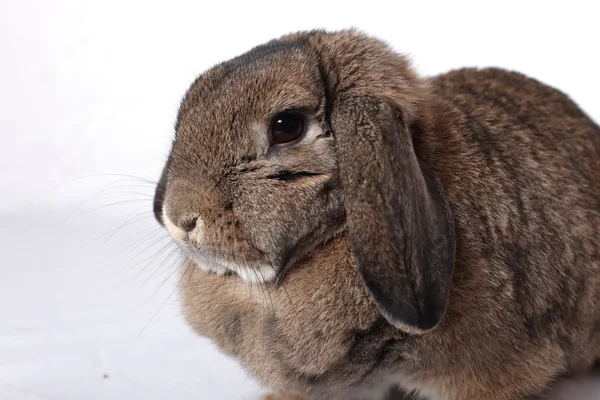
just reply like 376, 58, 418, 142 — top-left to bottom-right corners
331, 96, 455, 333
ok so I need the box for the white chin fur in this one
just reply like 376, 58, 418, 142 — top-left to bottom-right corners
235, 264, 278, 283
184, 246, 277, 284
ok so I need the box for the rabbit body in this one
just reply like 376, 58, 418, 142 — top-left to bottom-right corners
156, 30, 600, 400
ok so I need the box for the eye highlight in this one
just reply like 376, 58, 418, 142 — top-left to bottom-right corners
270, 111, 305, 144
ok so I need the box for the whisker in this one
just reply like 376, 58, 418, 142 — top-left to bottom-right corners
127, 232, 172, 264
182, 259, 195, 289
232, 267, 239, 298
58, 199, 153, 223
250, 268, 266, 348
126, 241, 178, 292
54, 173, 157, 189
121, 223, 165, 252
125, 229, 170, 262
63, 178, 155, 220
143, 246, 182, 288
148, 251, 184, 300
261, 267, 276, 315
96, 190, 154, 198
281, 282, 306, 337
127, 239, 176, 287
101, 183, 156, 191
248, 270, 254, 304
97, 210, 154, 243
136, 254, 189, 339
118, 234, 169, 280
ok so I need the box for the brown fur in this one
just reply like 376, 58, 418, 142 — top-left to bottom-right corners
154, 29, 600, 399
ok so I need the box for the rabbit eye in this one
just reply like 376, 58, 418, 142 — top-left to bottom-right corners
270, 111, 305, 144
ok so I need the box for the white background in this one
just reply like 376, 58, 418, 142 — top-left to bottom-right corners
1, 1, 599, 399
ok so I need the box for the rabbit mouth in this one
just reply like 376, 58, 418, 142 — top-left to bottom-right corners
182, 243, 278, 284
160, 205, 278, 283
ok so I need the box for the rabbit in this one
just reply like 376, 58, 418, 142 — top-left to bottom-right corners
153, 29, 600, 400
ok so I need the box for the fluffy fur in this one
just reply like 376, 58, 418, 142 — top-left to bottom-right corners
154, 29, 600, 399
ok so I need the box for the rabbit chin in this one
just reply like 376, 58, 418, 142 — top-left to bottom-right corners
183, 245, 278, 284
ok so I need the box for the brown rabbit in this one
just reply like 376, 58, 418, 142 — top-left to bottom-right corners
153, 29, 600, 400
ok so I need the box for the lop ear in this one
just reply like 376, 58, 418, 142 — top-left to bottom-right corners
332, 96, 455, 333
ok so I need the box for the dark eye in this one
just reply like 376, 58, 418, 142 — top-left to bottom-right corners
270, 111, 305, 144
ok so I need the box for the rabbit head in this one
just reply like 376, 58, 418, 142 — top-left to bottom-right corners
154, 29, 455, 334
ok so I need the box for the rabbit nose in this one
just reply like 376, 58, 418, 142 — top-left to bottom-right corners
179, 216, 197, 233
163, 178, 224, 237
